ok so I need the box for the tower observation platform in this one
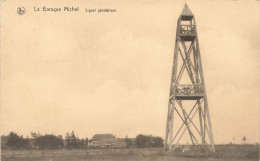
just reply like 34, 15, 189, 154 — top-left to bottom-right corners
170, 84, 204, 100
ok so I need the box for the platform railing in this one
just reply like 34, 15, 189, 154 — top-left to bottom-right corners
179, 25, 196, 34
171, 84, 203, 95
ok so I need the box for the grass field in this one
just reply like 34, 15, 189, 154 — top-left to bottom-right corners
1, 144, 259, 161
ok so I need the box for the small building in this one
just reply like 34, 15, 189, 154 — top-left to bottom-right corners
89, 134, 115, 148
88, 134, 132, 148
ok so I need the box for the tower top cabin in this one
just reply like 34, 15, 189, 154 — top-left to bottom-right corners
178, 4, 196, 41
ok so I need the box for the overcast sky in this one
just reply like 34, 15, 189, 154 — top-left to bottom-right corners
0, 0, 259, 144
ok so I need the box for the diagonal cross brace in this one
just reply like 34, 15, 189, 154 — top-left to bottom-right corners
174, 104, 199, 145
172, 104, 212, 151
172, 107, 198, 150
176, 40, 195, 84
179, 47, 200, 84
176, 99, 211, 148
180, 40, 195, 83
171, 99, 203, 143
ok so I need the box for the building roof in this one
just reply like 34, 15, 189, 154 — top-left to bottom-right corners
180, 3, 193, 16
92, 134, 115, 141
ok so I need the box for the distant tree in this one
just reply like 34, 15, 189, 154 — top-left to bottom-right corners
153, 136, 164, 147
57, 135, 64, 147
85, 138, 89, 146
31, 132, 41, 139
146, 135, 154, 147
125, 136, 132, 148
89, 139, 92, 145
6, 132, 20, 148
242, 136, 246, 144
65, 131, 78, 149
135, 134, 164, 148
58, 135, 63, 140
6, 132, 30, 149
76, 138, 81, 148
136, 134, 147, 148
1, 135, 8, 149
79, 139, 85, 148
35, 134, 63, 149
65, 132, 70, 146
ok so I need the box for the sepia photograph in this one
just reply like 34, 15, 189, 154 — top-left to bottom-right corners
0, 0, 259, 160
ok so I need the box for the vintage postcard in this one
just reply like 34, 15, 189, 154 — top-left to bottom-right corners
0, 0, 259, 160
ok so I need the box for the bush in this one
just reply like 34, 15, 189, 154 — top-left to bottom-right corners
135, 134, 163, 148
35, 134, 63, 149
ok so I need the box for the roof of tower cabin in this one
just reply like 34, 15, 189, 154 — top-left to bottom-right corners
181, 4, 193, 16
180, 4, 194, 20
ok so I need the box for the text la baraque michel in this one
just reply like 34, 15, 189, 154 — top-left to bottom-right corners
34, 6, 79, 12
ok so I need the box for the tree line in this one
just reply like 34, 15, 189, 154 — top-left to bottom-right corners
1, 131, 163, 150
1, 131, 88, 150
